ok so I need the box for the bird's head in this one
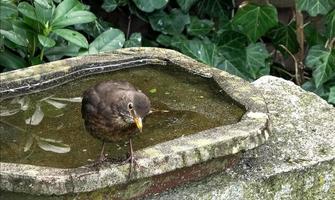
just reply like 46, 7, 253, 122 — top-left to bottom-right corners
120, 91, 150, 132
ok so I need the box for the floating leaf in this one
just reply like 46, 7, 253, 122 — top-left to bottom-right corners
36, 136, 71, 153
149, 88, 157, 93
0, 108, 20, 116
50, 97, 83, 102
44, 99, 67, 109
24, 135, 34, 152
26, 104, 44, 125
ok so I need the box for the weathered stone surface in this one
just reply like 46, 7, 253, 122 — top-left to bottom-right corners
146, 76, 335, 200
0, 48, 269, 195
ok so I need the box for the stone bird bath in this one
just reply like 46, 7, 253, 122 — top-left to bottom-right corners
0, 48, 269, 199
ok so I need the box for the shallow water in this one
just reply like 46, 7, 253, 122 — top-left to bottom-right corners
0, 65, 245, 168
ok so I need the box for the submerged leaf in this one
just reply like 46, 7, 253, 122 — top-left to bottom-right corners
44, 99, 67, 109
24, 135, 34, 152
11, 96, 30, 111
0, 108, 20, 116
50, 97, 83, 102
25, 104, 44, 125
149, 88, 157, 93
36, 136, 71, 153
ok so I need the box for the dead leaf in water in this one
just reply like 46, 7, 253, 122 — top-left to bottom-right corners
24, 135, 34, 152
0, 108, 20, 116
50, 97, 82, 102
44, 99, 67, 109
25, 104, 44, 125
149, 88, 157, 93
36, 136, 71, 154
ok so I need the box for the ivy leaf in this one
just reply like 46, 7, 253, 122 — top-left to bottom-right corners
325, 9, 335, 39
245, 43, 270, 80
176, 0, 198, 12
216, 59, 249, 80
53, 28, 89, 48
89, 28, 125, 53
196, 0, 230, 18
38, 34, 56, 48
186, 16, 214, 36
149, 9, 190, 35
296, 0, 335, 16
232, 3, 278, 42
305, 45, 335, 88
178, 38, 221, 67
304, 23, 327, 46
216, 30, 248, 70
156, 34, 187, 48
329, 86, 335, 104
268, 22, 299, 56
124, 32, 142, 47
132, 0, 168, 13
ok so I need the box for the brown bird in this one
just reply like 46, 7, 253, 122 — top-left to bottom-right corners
81, 80, 151, 167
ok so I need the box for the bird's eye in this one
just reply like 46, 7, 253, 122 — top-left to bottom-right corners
128, 102, 133, 110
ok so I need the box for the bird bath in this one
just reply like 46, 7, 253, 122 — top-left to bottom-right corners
0, 48, 269, 199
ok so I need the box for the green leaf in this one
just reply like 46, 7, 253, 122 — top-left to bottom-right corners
132, 0, 168, 13
304, 23, 327, 46
196, 0, 230, 18
245, 42, 270, 79
305, 45, 335, 88
124, 32, 142, 47
296, 0, 335, 16
302, 79, 327, 97
102, 0, 118, 12
149, 9, 190, 35
17, 2, 38, 21
0, 29, 27, 47
232, 3, 278, 42
89, 28, 125, 53
216, 30, 248, 69
0, 2, 18, 20
34, 0, 54, 24
35, 0, 53, 9
176, 0, 198, 12
216, 59, 249, 80
54, 0, 82, 20
186, 16, 214, 36
45, 44, 80, 60
53, 29, 88, 48
328, 86, 335, 104
325, 9, 335, 39
156, 34, 187, 48
0, 49, 28, 70
52, 11, 96, 28
268, 22, 299, 56
178, 38, 220, 67
38, 34, 56, 47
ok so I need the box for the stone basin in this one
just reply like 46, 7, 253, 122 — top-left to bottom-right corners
0, 48, 269, 198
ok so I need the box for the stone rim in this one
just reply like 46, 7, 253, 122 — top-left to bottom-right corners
0, 47, 269, 195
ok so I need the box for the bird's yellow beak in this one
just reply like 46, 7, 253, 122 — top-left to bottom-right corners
130, 109, 143, 132
134, 116, 143, 132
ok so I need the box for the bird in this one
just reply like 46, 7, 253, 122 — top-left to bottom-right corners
81, 80, 151, 168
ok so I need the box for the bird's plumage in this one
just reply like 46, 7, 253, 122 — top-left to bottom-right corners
81, 80, 150, 142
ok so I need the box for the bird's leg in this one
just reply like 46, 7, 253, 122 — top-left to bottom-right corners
98, 141, 107, 162
123, 138, 139, 176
